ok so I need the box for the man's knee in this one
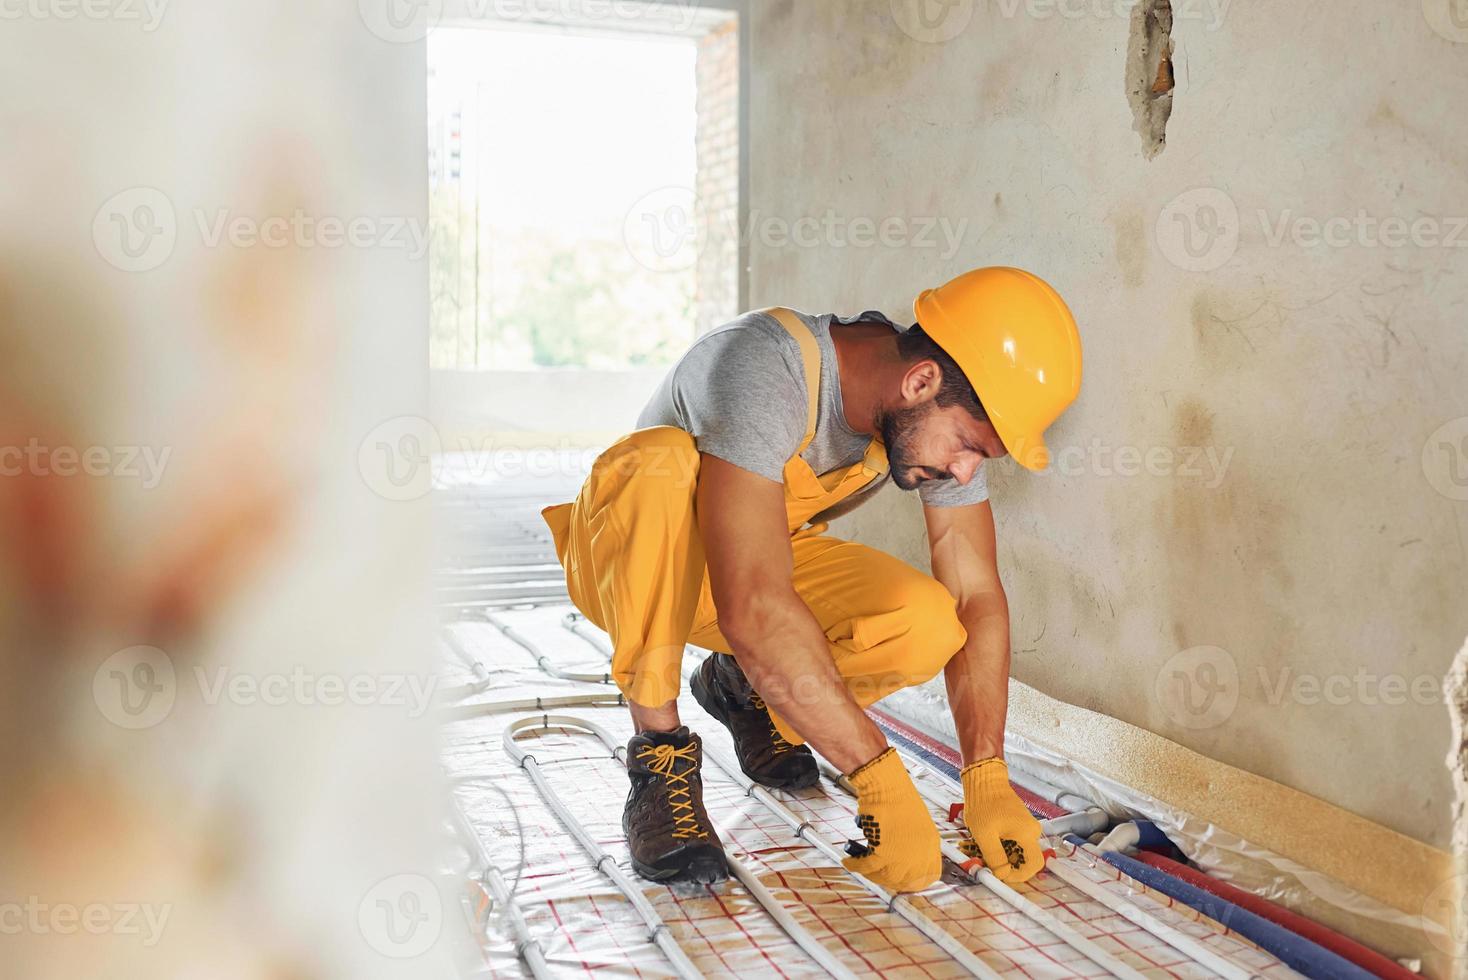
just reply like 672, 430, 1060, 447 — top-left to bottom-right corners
895, 574, 967, 681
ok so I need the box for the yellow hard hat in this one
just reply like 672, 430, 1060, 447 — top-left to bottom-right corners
913, 267, 1082, 471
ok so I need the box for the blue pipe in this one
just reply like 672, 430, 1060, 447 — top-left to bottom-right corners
1066, 836, 1378, 980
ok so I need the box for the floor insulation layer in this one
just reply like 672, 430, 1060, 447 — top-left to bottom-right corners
443, 606, 1304, 979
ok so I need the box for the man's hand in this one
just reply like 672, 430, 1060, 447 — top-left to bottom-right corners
695, 454, 887, 773
960, 758, 1045, 883
840, 748, 942, 892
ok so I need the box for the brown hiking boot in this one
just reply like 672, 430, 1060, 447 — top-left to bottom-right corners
690, 653, 819, 790
623, 727, 728, 884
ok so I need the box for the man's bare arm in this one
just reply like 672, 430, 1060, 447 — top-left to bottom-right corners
696, 454, 887, 773
924, 500, 1011, 764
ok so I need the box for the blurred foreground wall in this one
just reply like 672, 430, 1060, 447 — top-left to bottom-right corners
0, 2, 448, 976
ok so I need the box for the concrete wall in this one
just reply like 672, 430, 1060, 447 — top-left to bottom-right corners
744, 0, 1468, 850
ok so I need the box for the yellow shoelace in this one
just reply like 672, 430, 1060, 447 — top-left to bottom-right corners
749, 692, 793, 753
638, 743, 708, 840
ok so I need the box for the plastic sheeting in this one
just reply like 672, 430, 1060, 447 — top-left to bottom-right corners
878, 685, 1445, 957
442, 607, 1305, 978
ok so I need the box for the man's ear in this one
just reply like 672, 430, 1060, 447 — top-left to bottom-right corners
900, 359, 942, 405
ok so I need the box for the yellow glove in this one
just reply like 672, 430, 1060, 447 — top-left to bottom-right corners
840, 748, 942, 893
960, 758, 1045, 883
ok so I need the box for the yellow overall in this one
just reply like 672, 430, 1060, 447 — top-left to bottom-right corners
541, 308, 967, 743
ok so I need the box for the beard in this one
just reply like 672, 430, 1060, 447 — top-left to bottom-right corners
878, 402, 936, 491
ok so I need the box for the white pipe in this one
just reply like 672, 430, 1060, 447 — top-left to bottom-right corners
1005, 764, 1097, 814
437, 691, 627, 721
817, 762, 1148, 980
483, 612, 615, 684
1033, 807, 1110, 837
441, 631, 491, 684
562, 611, 612, 656
549, 624, 1239, 978
446, 789, 554, 980
697, 742, 1004, 979
502, 715, 706, 980
722, 855, 861, 980
557, 716, 862, 980
950, 849, 1150, 980
1041, 854, 1253, 980
1096, 821, 1142, 854
831, 755, 1246, 978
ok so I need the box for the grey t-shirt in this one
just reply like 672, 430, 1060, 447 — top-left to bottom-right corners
636, 309, 989, 520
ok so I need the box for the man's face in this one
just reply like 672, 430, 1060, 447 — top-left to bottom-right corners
879, 401, 1008, 491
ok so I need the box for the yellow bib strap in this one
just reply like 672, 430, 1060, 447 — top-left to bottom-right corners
759, 307, 821, 454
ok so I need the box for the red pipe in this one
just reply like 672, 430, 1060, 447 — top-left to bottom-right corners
1134, 852, 1418, 980
867, 707, 1070, 819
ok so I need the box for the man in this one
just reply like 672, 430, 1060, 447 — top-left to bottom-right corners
542, 267, 1082, 892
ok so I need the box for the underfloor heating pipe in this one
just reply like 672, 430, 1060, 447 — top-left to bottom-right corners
562, 611, 611, 656
1133, 850, 1423, 980
552, 611, 1408, 980
815, 760, 1156, 980
503, 714, 860, 980
441, 631, 491, 686
482, 611, 616, 684
695, 740, 1006, 980
859, 710, 1109, 836
875, 706, 1415, 980
859, 759, 1255, 980
551, 621, 1149, 975
502, 715, 706, 980
1069, 837, 1383, 980
445, 786, 554, 980
438, 691, 627, 721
